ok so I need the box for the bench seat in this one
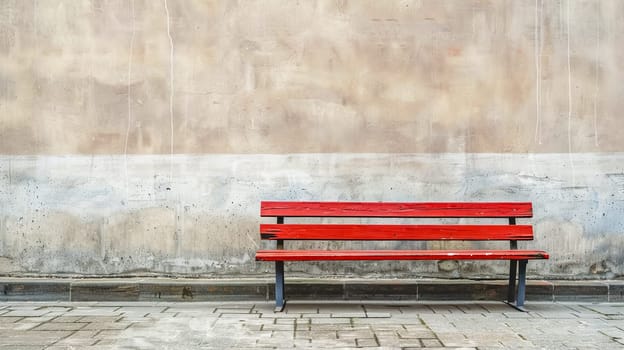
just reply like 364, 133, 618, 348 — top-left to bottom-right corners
256, 249, 549, 261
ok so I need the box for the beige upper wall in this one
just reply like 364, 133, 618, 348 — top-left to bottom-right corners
0, 0, 622, 154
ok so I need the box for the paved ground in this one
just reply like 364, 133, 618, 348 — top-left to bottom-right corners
0, 301, 623, 349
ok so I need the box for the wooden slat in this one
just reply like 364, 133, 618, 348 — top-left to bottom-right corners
255, 249, 549, 261
261, 201, 532, 218
260, 224, 534, 241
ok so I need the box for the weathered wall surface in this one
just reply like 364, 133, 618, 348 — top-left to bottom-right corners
1, 0, 623, 154
1, 154, 623, 279
0, 1, 623, 278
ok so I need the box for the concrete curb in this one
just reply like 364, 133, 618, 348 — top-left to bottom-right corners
0, 278, 622, 302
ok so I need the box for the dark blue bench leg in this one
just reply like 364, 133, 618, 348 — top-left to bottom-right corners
516, 260, 528, 308
275, 261, 285, 312
505, 259, 528, 311
507, 260, 517, 303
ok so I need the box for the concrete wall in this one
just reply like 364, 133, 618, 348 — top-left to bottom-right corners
1, 1, 623, 279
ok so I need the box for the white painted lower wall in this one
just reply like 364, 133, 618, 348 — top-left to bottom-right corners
0, 153, 623, 279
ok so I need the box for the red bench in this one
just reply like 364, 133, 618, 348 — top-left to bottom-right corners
256, 201, 549, 311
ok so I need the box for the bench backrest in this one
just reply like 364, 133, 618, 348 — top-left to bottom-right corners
260, 201, 533, 241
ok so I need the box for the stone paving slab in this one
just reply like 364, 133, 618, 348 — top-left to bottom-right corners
0, 301, 623, 349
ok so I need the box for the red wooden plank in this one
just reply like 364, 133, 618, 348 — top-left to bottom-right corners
260, 224, 534, 241
255, 249, 549, 261
261, 201, 532, 218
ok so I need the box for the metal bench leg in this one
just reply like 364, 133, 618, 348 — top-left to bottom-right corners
504, 259, 531, 312
516, 260, 527, 308
275, 261, 285, 312
507, 260, 517, 303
